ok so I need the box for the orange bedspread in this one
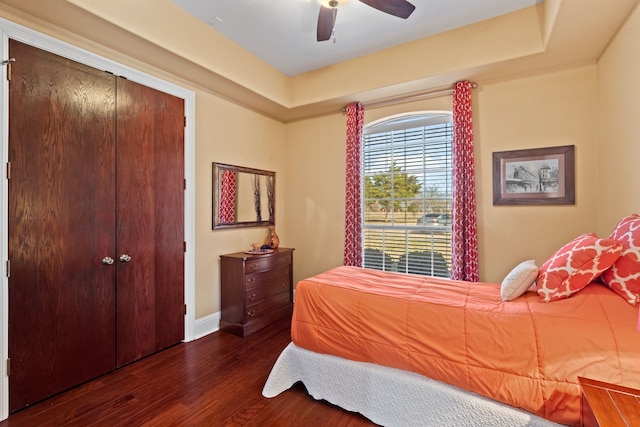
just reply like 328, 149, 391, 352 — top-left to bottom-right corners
291, 266, 640, 426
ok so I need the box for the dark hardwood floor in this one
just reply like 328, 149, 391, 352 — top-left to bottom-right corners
1, 318, 374, 426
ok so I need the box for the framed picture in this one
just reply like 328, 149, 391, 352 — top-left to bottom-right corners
492, 145, 575, 205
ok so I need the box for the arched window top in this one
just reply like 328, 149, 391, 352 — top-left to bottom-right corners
365, 111, 452, 134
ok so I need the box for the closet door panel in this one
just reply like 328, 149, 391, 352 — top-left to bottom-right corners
7, 39, 117, 412
115, 77, 185, 366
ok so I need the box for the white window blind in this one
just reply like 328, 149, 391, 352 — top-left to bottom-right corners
362, 112, 453, 278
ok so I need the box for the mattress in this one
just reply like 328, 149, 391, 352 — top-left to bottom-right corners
290, 266, 640, 426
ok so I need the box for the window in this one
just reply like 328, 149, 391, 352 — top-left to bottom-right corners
362, 112, 453, 278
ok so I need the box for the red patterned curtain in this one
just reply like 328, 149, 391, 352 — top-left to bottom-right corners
219, 170, 237, 223
451, 81, 479, 281
344, 102, 365, 266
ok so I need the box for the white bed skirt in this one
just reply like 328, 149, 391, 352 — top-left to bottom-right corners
263, 343, 564, 427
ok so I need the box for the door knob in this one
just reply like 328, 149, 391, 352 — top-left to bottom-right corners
101, 257, 115, 265
119, 254, 132, 263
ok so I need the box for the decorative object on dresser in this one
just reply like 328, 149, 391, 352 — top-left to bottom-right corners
579, 377, 640, 427
264, 225, 280, 249
220, 248, 294, 337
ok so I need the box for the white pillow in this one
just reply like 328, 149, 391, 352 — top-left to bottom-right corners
500, 260, 538, 301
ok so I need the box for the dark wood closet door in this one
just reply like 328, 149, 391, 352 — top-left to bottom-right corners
115, 78, 185, 366
7, 39, 117, 412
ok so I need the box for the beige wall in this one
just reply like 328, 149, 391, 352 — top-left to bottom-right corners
283, 114, 346, 284
286, 67, 601, 285
596, 3, 640, 235
476, 66, 599, 283
195, 93, 286, 318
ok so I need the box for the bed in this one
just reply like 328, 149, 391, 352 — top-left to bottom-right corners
262, 265, 640, 426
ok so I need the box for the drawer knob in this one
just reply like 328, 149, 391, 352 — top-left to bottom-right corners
282, 283, 287, 288
248, 293, 256, 301
284, 268, 289, 274
247, 278, 256, 285
247, 309, 256, 318
249, 264, 258, 271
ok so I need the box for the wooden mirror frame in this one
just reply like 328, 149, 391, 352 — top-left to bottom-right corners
212, 162, 276, 229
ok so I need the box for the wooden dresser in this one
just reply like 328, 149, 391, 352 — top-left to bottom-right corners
579, 377, 640, 427
220, 248, 294, 337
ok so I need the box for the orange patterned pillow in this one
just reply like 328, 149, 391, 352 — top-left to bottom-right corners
537, 233, 623, 303
600, 215, 640, 305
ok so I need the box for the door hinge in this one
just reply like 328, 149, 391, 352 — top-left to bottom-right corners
6, 62, 11, 81
5, 260, 9, 278
6, 358, 10, 376
183, 304, 187, 315
183, 241, 187, 253
184, 116, 187, 128
183, 179, 186, 190
6, 162, 10, 180
2, 58, 15, 81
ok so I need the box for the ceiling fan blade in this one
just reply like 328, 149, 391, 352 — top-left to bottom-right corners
317, 6, 336, 41
358, 0, 415, 19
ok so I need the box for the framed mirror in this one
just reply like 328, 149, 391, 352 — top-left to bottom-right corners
212, 162, 275, 229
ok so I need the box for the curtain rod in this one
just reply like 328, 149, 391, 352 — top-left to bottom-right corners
343, 81, 477, 112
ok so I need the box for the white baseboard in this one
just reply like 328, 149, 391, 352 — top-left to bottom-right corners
193, 311, 221, 340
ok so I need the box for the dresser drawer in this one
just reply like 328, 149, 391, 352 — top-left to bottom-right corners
246, 291, 291, 320
244, 304, 293, 337
245, 252, 292, 274
246, 280, 291, 307
245, 264, 290, 289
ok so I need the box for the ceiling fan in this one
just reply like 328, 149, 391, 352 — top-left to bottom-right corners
317, 0, 416, 42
